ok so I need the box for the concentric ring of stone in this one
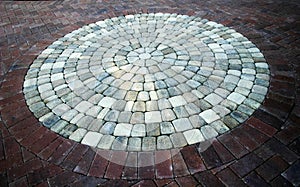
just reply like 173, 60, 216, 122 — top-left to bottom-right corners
23, 13, 270, 151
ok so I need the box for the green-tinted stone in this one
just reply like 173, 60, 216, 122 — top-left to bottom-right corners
223, 115, 239, 129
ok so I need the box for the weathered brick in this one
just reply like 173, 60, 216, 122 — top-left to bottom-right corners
230, 125, 260, 151
154, 179, 173, 187
155, 150, 173, 179
171, 149, 189, 177
256, 155, 289, 182
61, 143, 89, 170
212, 139, 234, 163
3, 136, 21, 157
218, 134, 249, 159
138, 152, 155, 179
246, 117, 277, 137
73, 148, 96, 175
265, 138, 299, 164
200, 145, 222, 169
88, 150, 111, 178
216, 168, 247, 187
194, 171, 224, 187
132, 180, 156, 187
275, 124, 300, 145
175, 176, 198, 187
7, 158, 43, 182
230, 153, 263, 177
243, 171, 269, 187
27, 163, 63, 186
47, 138, 75, 165
105, 151, 127, 179
122, 152, 138, 180
38, 138, 64, 160
181, 146, 206, 174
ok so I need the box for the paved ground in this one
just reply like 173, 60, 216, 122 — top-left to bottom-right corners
0, 0, 299, 186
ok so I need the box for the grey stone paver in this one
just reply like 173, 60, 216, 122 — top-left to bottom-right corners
104, 110, 120, 122
97, 108, 110, 119
111, 100, 126, 111
157, 136, 173, 149
114, 123, 133, 136
52, 103, 71, 116
204, 93, 223, 105
189, 115, 206, 128
210, 120, 229, 134
146, 101, 158, 111
183, 129, 204, 145
146, 123, 161, 136
112, 137, 128, 150
81, 131, 103, 147
98, 97, 117, 108
201, 125, 218, 140
145, 111, 162, 123
170, 133, 187, 148
182, 92, 198, 103
97, 135, 115, 149
125, 91, 137, 101
227, 92, 246, 104
131, 124, 146, 137
69, 128, 87, 142
252, 85, 268, 95
61, 109, 78, 121
24, 13, 270, 151
88, 119, 104, 131
212, 105, 231, 117
172, 118, 193, 132
132, 101, 146, 112
142, 137, 156, 151
130, 112, 145, 124
158, 98, 172, 110
160, 122, 175, 135
199, 109, 220, 124
77, 116, 94, 128
100, 122, 116, 135
169, 95, 187, 107
235, 87, 251, 96
70, 113, 84, 124
75, 101, 93, 113
173, 106, 189, 118
127, 137, 142, 151
161, 109, 176, 122
85, 106, 102, 117
184, 103, 201, 115
117, 111, 132, 123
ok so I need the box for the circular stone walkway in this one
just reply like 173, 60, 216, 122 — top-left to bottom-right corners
1, 1, 300, 186
24, 13, 269, 151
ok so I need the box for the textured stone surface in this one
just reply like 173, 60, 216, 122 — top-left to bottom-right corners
23, 12, 269, 151
183, 129, 205, 145
172, 118, 193, 132
114, 123, 133, 137
170, 133, 188, 148
81, 132, 103, 147
0, 0, 299, 186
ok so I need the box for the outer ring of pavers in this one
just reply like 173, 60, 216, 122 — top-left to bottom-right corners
23, 13, 270, 152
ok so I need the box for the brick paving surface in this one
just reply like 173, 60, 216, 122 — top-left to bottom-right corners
0, 0, 299, 186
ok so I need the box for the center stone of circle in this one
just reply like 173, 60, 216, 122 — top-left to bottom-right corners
139, 53, 151, 60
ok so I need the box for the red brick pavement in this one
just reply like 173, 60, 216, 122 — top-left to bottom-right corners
0, 0, 299, 186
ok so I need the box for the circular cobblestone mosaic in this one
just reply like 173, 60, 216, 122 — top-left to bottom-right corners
23, 13, 270, 151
